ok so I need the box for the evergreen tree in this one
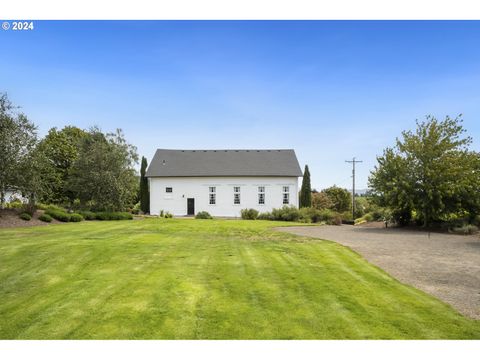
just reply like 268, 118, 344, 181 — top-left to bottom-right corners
299, 165, 312, 208
139, 156, 150, 214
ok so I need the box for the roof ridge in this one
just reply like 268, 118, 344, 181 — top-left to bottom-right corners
155, 149, 295, 151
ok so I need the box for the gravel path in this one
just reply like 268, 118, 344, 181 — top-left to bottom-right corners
277, 225, 480, 319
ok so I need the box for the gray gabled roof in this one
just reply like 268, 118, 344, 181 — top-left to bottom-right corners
146, 149, 303, 177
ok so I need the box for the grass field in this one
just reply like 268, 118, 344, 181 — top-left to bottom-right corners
0, 218, 479, 339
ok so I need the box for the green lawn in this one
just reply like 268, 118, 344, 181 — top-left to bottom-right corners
0, 218, 479, 339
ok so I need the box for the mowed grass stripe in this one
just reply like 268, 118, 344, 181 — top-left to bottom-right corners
0, 218, 479, 339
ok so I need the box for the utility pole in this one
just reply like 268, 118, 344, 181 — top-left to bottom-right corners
345, 157, 362, 220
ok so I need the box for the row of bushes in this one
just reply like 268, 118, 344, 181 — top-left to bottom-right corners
42, 206, 133, 222
19, 212, 53, 222
45, 208, 84, 222
240, 206, 343, 225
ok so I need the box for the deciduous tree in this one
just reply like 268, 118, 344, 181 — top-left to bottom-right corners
67, 128, 139, 211
321, 186, 352, 213
0, 93, 38, 208
37, 126, 88, 204
369, 115, 480, 226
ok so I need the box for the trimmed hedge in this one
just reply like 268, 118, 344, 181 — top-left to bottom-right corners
70, 213, 84, 222
19, 212, 32, 221
39, 214, 53, 223
45, 209, 71, 222
76, 210, 96, 220
45, 209, 132, 221
195, 211, 213, 219
45, 209, 84, 222
95, 212, 133, 221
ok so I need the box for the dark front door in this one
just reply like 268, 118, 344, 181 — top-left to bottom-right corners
187, 198, 195, 215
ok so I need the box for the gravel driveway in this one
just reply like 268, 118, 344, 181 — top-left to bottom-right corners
277, 225, 480, 319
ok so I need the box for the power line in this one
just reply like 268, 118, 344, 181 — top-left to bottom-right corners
345, 157, 362, 220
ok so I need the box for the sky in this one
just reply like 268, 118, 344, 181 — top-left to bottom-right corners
1, 20, 480, 190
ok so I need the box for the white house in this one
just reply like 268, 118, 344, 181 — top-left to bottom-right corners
146, 149, 303, 217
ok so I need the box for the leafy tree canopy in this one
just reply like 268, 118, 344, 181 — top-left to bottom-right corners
369, 115, 480, 226
37, 126, 88, 204
67, 128, 139, 211
0, 93, 38, 208
321, 186, 352, 213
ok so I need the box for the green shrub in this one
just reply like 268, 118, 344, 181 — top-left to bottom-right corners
340, 211, 353, 222
160, 210, 164, 217
271, 206, 300, 222
241, 208, 259, 220
69, 213, 84, 222
45, 209, 71, 222
369, 206, 387, 221
36, 203, 48, 210
7, 199, 23, 209
257, 212, 274, 220
354, 218, 367, 225
363, 213, 374, 222
298, 209, 312, 223
354, 212, 375, 225
318, 209, 336, 223
76, 210, 96, 220
164, 212, 173, 218
451, 224, 479, 235
39, 214, 53, 222
298, 207, 325, 223
195, 211, 212, 219
95, 212, 133, 220
333, 215, 343, 226
132, 202, 141, 215
19, 212, 32, 221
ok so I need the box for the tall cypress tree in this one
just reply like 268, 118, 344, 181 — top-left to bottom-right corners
139, 156, 150, 213
299, 165, 312, 208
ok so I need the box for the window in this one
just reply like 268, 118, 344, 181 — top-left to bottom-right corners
209, 186, 216, 205
165, 187, 172, 193
233, 186, 240, 205
282, 186, 289, 204
258, 186, 265, 205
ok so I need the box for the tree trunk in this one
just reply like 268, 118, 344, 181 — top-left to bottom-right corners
423, 207, 429, 228
0, 187, 5, 210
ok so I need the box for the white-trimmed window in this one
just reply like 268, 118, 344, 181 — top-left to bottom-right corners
282, 186, 290, 205
258, 186, 265, 205
209, 186, 216, 205
233, 186, 241, 205
165, 187, 173, 193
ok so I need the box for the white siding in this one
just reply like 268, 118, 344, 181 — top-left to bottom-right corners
4, 190, 24, 203
149, 176, 299, 217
